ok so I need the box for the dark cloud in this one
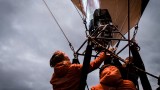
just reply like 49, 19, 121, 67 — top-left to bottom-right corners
0, 0, 52, 90
0, 56, 51, 90
0, 0, 17, 39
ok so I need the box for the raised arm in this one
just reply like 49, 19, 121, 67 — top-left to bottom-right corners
88, 52, 108, 72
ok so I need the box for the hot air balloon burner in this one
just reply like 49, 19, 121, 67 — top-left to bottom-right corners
88, 9, 116, 51
93, 9, 112, 26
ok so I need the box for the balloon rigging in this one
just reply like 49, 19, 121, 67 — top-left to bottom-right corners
42, 0, 160, 90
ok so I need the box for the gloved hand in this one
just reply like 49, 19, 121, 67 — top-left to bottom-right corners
106, 47, 116, 55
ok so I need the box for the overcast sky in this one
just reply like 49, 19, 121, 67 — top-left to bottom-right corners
0, 0, 160, 90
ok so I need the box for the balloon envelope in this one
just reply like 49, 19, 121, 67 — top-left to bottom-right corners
71, 0, 149, 45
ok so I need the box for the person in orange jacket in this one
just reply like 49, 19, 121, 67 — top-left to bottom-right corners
91, 65, 137, 90
121, 57, 139, 87
50, 50, 108, 90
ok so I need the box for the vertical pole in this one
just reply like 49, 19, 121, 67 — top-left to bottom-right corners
126, 0, 131, 80
130, 44, 152, 90
79, 41, 92, 90
128, 0, 131, 59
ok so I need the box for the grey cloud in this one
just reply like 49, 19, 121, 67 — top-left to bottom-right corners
0, 58, 51, 90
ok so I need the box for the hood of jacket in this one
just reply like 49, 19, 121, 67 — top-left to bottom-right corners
100, 65, 123, 86
54, 61, 71, 78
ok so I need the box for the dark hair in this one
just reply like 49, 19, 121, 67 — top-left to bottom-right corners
99, 64, 111, 77
50, 51, 65, 67
125, 56, 133, 60
125, 56, 133, 64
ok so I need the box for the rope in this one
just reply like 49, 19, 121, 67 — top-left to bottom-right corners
73, 3, 83, 20
79, 0, 85, 20
71, 0, 88, 32
42, 0, 76, 54
133, 25, 138, 40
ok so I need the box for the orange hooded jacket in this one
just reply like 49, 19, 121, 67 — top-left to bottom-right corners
91, 65, 136, 90
50, 52, 107, 90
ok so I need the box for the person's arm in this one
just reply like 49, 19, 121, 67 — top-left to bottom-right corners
88, 52, 107, 72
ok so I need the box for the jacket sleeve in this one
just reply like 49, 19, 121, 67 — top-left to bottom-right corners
118, 80, 137, 90
88, 52, 107, 72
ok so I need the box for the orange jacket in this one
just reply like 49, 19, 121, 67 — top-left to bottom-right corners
50, 52, 106, 90
91, 66, 136, 90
